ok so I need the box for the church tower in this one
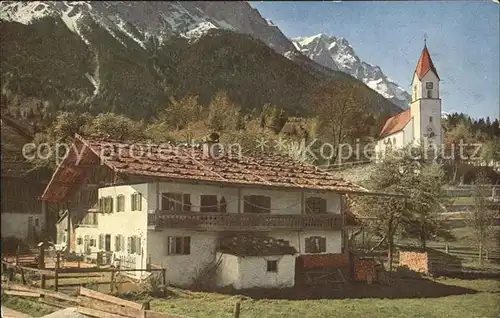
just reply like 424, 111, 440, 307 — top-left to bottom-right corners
409, 42, 442, 147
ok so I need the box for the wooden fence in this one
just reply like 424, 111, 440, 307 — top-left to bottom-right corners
2, 284, 185, 318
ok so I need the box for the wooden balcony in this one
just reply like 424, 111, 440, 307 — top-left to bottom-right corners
148, 211, 352, 231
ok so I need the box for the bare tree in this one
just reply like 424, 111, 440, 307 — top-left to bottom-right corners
312, 81, 369, 166
465, 173, 497, 267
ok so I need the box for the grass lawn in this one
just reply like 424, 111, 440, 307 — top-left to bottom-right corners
148, 278, 500, 318
2, 277, 499, 317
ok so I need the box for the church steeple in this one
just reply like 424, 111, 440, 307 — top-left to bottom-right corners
415, 43, 440, 80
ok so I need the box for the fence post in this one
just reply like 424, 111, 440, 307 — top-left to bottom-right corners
233, 301, 241, 318
161, 268, 167, 297
54, 252, 60, 292
39, 243, 46, 289
110, 269, 115, 294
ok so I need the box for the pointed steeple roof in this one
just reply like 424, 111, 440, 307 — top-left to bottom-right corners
415, 44, 440, 80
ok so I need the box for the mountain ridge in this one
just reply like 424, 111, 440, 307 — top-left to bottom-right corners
292, 33, 411, 109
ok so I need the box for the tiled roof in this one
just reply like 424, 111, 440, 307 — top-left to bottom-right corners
218, 234, 297, 256
41, 135, 405, 203
415, 45, 439, 80
379, 109, 411, 138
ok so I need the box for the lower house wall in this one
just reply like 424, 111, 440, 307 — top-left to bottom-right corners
271, 230, 342, 254
215, 253, 240, 288
147, 229, 218, 287
238, 254, 296, 289
1, 213, 45, 242
216, 253, 296, 289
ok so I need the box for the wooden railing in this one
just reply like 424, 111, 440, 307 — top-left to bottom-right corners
148, 211, 349, 230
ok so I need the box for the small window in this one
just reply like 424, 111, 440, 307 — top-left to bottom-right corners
167, 236, 191, 255
429, 116, 433, 123
426, 82, 433, 89
34, 218, 39, 226
127, 236, 142, 255
116, 195, 125, 212
243, 195, 271, 213
90, 238, 96, 247
200, 195, 219, 212
77, 237, 83, 245
305, 197, 327, 214
427, 90, 432, 98
267, 260, 278, 272
305, 236, 326, 254
131, 193, 142, 211
99, 197, 113, 213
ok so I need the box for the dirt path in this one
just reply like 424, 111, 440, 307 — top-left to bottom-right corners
1, 306, 33, 318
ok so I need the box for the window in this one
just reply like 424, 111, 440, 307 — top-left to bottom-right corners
167, 236, 191, 255
34, 218, 39, 226
98, 197, 113, 213
77, 237, 83, 245
116, 195, 125, 212
305, 197, 327, 214
426, 82, 433, 89
90, 239, 96, 247
200, 195, 219, 212
305, 236, 326, 254
243, 195, 271, 214
98, 234, 104, 250
427, 90, 432, 98
115, 235, 124, 252
162, 193, 191, 211
267, 260, 278, 272
131, 193, 142, 211
429, 116, 433, 123
219, 197, 227, 213
127, 236, 142, 255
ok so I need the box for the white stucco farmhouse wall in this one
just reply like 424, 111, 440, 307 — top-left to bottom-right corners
216, 252, 296, 289
57, 181, 345, 287
147, 229, 218, 287
70, 184, 149, 277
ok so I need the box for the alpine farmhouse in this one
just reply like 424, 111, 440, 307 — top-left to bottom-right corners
42, 134, 399, 289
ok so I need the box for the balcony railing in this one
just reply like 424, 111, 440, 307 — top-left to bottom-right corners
148, 211, 352, 231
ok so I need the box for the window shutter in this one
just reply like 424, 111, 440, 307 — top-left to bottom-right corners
99, 198, 104, 213
183, 194, 191, 211
320, 237, 327, 253
131, 194, 136, 211
166, 237, 171, 256
305, 237, 312, 253
121, 235, 125, 252
109, 197, 114, 213
219, 197, 227, 213
98, 234, 104, 250
136, 193, 142, 211
127, 237, 132, 254
136, 237, 142, 255
183, 237, 191, 255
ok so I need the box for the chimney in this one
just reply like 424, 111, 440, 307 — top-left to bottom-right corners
203, 132, 222, 159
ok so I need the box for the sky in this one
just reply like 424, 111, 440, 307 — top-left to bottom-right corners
250, 1, 500, 120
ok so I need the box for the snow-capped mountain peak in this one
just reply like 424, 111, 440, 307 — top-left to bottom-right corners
292, 33, 410, 109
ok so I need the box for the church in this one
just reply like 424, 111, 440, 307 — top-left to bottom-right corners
375, 42, 443, 155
